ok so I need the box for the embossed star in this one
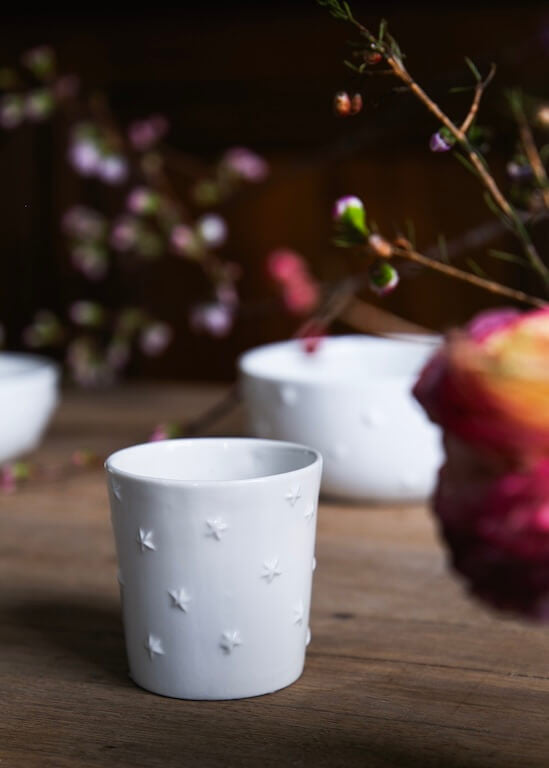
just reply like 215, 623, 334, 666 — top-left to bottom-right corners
261, 558, 282, 583
206, 518, 228, 540
293, 601, 304, 626
220, 630, 242, 654
280, 384, 298, 406
285, 485, 301, 507
111, 477, 122, 501
145, 634, 164, 660
168, 588, 191, 612
137, 528, 155, 552
361, 409, 384, 428
304, 502, 315, 522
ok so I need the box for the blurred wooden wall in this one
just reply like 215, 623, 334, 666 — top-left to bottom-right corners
1, 1, 547, 380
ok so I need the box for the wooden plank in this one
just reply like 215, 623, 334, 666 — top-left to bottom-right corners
1, 385, 549, 767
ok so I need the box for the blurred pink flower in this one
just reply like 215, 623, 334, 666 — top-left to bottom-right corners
71, 243, 108, 280
110, 216, 138, 252
196, 214, 227, 248
97, 154, 128, 185
267, 249, 305, 283
283, 278, 319, 314
69, 301, 104, 326
190, 303, 233, 337
222, 147, 269, 182
128, 115, 169, 151
62, 206, 105, 240
436, 440, 549, 618
25, 88, 54, 121
68, 140, 100, 176
170, 224, 195, 256
267, 249, 319, 315
140, 322, 172, 356
126, 186, 158, 215
0, 94, 24, 129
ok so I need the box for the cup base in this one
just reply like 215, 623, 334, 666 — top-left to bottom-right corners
128, 665, 305, 701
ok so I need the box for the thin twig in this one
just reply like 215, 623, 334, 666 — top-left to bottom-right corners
460, 64, 496, 134
390, 244, 547, 308
514, 106, 549, 210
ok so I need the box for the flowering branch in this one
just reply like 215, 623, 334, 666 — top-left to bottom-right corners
319, 0, 549, 288
368, 235, 547, 309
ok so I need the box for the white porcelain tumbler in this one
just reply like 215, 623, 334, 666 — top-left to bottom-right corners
105, 438, 322, 700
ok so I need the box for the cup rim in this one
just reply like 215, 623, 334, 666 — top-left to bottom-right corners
0, 351, 60, 383
105, 437, 322, 488
238, 334, 440, 388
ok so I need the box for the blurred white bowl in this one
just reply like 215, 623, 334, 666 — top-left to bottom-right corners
0, 353, 60, 464
239, 335, 443, 502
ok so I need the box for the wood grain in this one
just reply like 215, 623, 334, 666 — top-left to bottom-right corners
1, 384, 549, 767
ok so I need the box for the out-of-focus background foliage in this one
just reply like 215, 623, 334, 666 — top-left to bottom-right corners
1, 1, 548, 380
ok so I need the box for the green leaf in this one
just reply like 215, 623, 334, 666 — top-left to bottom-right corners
454, 151, 480, 178
464, 56, 481, 83
488, 249, 529, 269
467, 258, 488, 277
437, 233, 449, 263
449, 85, 476, 94
378, 19, 387, 43
404, 218, 416, 248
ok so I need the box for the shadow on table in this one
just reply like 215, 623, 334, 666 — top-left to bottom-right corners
5, 596, 131, 688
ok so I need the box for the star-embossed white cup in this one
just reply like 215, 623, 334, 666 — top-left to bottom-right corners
105, 437, 322, 700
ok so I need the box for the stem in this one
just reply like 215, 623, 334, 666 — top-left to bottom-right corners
390, 244, 547, 308
514, 108, 549, 210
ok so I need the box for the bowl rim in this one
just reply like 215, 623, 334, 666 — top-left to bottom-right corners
238, 334, 440, 387
0, 351, 60, 382
105, 437, 322, 488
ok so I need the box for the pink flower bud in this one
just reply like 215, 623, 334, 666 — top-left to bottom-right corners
334, 91, 351, 116
267, 249, 306, 283
170, 224, 196, 256
429, 131, 452, 153
350, 93, 363, 115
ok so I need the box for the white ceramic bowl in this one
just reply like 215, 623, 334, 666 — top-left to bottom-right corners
239, 335, 443, 502
0, 353, 60, 464
106, 438, 322, 700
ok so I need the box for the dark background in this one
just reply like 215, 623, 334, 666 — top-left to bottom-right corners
1, 1, 548, 380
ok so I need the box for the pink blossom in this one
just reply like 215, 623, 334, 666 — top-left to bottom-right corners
110, 216, 138, 252
429, 131, 452, 153
196, 214, 227, 248
267, 249, 306, 283
62, 206, 105, 240
128, 114, 169, 151
106, 339, 130, 371
190, 303, 233, 337
0, 94, 24, 129
69, 301, 103, 326
71, 244, 108, 280
97, 154, 128, 185
68, 140, 100, 176
139, 322, 172, 356
222, 147, 269, 182
283, 278, 319, 314
126, 186, 157, 215
170, 224, 195, 255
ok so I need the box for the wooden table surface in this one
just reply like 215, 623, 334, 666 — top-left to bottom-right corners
2, 384, 549, 768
